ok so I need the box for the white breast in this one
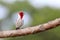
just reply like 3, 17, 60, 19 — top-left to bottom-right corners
16, 18, 24, 28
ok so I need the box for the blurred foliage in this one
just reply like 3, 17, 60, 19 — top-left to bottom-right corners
0, 0, 60, 40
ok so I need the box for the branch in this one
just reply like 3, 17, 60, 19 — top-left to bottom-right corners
0, 18, 60, 38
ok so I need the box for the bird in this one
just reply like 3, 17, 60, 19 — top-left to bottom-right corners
16, 11, 24, 30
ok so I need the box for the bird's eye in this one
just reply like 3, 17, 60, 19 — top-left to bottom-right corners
19, 11, 24, 19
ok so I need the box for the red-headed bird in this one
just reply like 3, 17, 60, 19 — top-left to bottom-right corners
16, 11, 24, 30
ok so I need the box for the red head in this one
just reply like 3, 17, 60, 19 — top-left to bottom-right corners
19, 11, 24, 20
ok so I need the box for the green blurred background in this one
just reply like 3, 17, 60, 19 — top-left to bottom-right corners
0, 0, 60, 40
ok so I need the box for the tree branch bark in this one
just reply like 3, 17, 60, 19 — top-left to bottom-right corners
0, 18, 60, 38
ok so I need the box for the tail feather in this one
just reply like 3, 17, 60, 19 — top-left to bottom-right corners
16, 27, 20, 30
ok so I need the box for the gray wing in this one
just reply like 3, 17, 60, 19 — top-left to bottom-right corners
16, 20, 23, 29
